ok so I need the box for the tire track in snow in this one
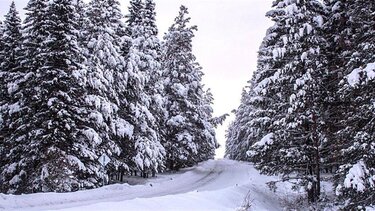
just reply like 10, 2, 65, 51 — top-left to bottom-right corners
2, 160, 230, 211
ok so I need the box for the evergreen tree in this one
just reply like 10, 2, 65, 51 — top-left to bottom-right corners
83, 0, 133, 174
332, 0, 375, 208
225, 17, 292, 162
242, 3, 298, 166
125, 0, 143, 37
0, 0, 47, 193
144, 0, 158, 36
225, 88, 253, 161
247, 0, 328, 203
124, 0, 165, 176
202, 88, 228, 128
142, 0, 167, 174
0, 18, 4, 157
0, 0, 105, 193
123, 0, 143, 57
0, 1, 22, 144
162, 6, 217, 170
321, 0, 355, 176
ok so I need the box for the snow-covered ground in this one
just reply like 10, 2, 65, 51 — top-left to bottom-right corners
1, 159, 303, 211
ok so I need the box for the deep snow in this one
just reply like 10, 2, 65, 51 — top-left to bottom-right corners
0, 159, 299, 211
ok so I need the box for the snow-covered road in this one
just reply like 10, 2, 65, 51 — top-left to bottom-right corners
0, 159, 285, 211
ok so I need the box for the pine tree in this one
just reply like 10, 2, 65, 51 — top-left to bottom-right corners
226, 23, 292, 161
246, 0, 328, 203
225, 88, 253, 161
0, 1, 22, 144
162, 6, 217, 170
245, 1, 300, 167
0, 0, 107, 193
123, 0, 143, 57
0, 0, 47, 195
142, 0, 167, 174
202, 88, 228, 128
0, 2, 23, 182
144, 0, 158, 36
83, 0, 133, 176
332, 0, 375, 208
196, 88, 218, 162
0, 10, 8, 183
321, 0, 356, 176
125, 0, 143, 37
124, 0, 165, 176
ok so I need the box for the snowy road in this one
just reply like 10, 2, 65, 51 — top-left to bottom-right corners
0, 159, 285, 211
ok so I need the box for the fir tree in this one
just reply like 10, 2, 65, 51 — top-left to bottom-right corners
225, 88, 253, 161
124, 0, 166, 176
0, 7, 11, 184
123, 0, 143, 57
332, 0, 375, 208
162, 6, 217, 170
0, 0, 47, 193
0, 1, 22, 145
247, 0, 328, 203
83, 0, 133, 175
0, 0, 105, 193
141, 0, 167, 174
202, 88, 228, 128
125, 0, 143, 37
144, 0, 158, 36
322, 0, 356, 177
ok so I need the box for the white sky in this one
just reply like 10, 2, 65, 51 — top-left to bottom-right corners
1, 0, 273, 158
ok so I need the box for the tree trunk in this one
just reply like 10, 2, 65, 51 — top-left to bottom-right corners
313, 112, 320, 202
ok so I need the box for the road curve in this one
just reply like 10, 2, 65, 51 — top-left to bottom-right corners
0, 159, 281, 211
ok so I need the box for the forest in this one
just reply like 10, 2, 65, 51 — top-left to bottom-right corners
1, 0, 374, 210
0, 0, 225, 194
226, 0, 375, 209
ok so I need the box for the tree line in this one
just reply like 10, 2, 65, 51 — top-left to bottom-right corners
226, 0, 375, 209
0, 0, 224, 194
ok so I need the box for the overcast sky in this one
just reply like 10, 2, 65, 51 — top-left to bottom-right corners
1, 0, 273, 158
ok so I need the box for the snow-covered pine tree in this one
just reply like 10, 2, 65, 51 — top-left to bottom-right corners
202, 88, 228, 128
0, 0, 107, 193
247, 0, 328, 203
125, 0, 143, 37
321, 0, 355, 177
0, 19, 4, 170
83, 0, 133, 177
226, 20, 293, 162
195, 87, 218, 162
225, 121, 237, 159
122, 0, 143, 57
162, 6, 218, 170
225, 88, 253, 161
280, 1, 328, 202
0, 2, 15, 183
333, 0, 375, 208
142, 0, 168, 174
74, 0, 87, 44
227, 14, 295, 163
2, 1, 23, 71
0, 0, 42, 194
245, 2, 301, 167
144, 0, 158, 36
123, 0, 165, 177
0, 1, 22, 145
